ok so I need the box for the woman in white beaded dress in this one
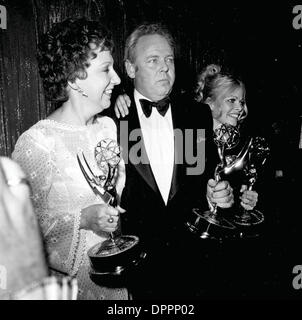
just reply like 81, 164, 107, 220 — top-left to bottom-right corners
12, 18, 128, 300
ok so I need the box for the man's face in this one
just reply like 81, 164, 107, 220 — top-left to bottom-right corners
127, 34, 175, 101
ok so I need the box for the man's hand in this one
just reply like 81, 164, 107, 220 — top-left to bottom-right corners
206, 179, 234, 209
114, 94, 131, 118
0, 157, 48, 298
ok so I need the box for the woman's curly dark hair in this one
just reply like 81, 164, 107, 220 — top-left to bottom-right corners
37, 18, 114, 102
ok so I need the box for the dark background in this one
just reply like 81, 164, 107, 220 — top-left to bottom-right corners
0, 0, 301, 156
0, 0, 301, 300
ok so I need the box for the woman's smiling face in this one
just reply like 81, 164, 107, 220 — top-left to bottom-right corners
75, 48, 121, 113
210, 86, 246, 128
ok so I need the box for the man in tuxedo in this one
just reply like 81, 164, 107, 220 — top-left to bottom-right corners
116, 23, 234, 299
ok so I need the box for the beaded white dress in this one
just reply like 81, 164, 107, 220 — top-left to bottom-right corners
12, 117, 128, 300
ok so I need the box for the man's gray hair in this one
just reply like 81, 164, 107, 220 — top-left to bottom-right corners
124, 23, 175, 63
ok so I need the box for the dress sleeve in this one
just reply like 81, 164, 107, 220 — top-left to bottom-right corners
12, 131, 83, 276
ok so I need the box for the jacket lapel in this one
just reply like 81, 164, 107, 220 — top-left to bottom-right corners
168, 98, 185, 201
120, 92, 186, 203
122, 93, 161, 197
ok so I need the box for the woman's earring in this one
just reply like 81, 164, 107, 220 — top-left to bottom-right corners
68, 83, 88, 97
77, 87, 88, 97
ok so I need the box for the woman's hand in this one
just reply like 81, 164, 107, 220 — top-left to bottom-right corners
240, 185, 258, 210
0, 157, 48, 297
206, 179, 234, 209
80, 203, 124, 234
114, 94, 131, 119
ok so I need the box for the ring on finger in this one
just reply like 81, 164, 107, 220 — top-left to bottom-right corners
107, 216, 114, 223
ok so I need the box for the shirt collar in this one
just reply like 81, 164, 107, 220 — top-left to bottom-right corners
134, 89, 171, 119
134, 89, 151, 118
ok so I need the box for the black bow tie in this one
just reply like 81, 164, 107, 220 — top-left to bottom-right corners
139, 97, 170, 118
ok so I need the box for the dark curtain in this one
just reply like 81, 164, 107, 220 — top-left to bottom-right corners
0, 0, 301, 156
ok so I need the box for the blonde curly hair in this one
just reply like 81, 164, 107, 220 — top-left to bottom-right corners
195, 64, 247, 122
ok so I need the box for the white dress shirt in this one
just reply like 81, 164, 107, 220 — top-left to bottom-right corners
134, 89, 174, 205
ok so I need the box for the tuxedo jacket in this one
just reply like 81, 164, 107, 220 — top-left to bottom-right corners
117, 91, 215, 255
